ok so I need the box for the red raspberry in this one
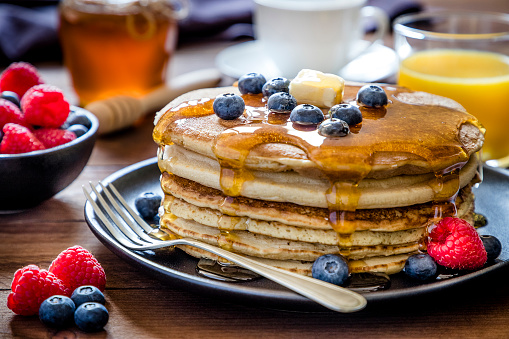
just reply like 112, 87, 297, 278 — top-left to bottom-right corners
7, 265, 71, 316
0, 123, 45, 154
49, 246, 106, 292
428, 217, 487, 270
0, 98, 25, 129
0, 62, 43, 98
21, 84, 70, 128
33, 128, 77, 148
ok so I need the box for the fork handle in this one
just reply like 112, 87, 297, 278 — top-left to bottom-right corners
167, 238, 367, 313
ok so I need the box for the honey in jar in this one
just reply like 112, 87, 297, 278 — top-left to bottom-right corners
59, 0, 188, 106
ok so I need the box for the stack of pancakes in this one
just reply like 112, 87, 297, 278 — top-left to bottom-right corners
153, 83, 484, 276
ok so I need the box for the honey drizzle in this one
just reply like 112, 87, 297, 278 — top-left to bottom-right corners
153, 85, 482, 259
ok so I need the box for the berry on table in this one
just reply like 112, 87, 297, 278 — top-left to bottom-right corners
481, 235, 502, 261
311, 254, 349, 286
290, 104, 324, 125
427, 217, 487, 270
267, 92, 297, 113
213, 93, 245, 120
71, 285, 106, 307
0, 61, 43, 98
329, 103, 362, 125
262, 77, 290, 98
318, 118, 350, 137
357, 85, 388, 107
49, 245, 106, 292
135, 192, 162, 219
39, 295, 76, 328
238, 72, 266, 94
33, 128, 77, 148
21, 84, 70, 128
74, 302, 109, 332
403, 253, 438, 281
0, 123, 46, 154
7, 265, 70, 316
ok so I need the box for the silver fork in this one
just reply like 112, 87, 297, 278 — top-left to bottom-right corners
83, 182, 367, 313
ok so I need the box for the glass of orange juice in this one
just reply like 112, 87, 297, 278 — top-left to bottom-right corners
393, 11, 509, 163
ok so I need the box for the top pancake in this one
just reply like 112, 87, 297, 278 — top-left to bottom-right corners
153, 83, 484, 180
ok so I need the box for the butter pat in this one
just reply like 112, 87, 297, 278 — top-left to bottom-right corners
289, 69, 345, 108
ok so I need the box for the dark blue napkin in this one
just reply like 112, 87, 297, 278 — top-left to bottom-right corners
0, 0, 422, 66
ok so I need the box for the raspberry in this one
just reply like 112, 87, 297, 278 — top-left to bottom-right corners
21, 84, 70, 128
33, 128, 77, 148
7, 265, 70, 316
0, 123, 45, 154
49, 246, 106, 292
0, 62, 43, 98
0, 98, 25, 129
428, 217, 487, 270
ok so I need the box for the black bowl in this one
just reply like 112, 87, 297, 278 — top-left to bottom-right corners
0, 107, 98, 213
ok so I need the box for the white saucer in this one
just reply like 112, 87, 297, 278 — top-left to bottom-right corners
215, 40, 399, 83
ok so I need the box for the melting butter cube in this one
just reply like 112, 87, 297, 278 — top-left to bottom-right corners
289, 69, 345, 108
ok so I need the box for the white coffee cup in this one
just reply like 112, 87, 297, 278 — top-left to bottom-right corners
253, 0, 389, 78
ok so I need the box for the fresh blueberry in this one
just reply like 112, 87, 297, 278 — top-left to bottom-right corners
67, 124, 89, 138
238, 73, 266, 95
357, 85, 388, 107
1, 91, 20, 107
312, 254, 349, 286
262, 77, 290, 98
329, 103, 362, 125
74, 302, 109, 332
481, 235, 502, 261
267, 92, 297, 113
403, 253, 438, 281
71, 285, 106, 308
67, 113, 92, 129
213, 93, 245, 120
318, 118, 350, 137
135, 192, 162, 219
290, 104, 324, 125
39, 295, 76, 328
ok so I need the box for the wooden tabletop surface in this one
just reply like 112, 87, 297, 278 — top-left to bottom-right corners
2, 1, 509, 338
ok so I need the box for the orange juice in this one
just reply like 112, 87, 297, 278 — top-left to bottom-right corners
59, 0, 179, 106
398, 49, 509, 160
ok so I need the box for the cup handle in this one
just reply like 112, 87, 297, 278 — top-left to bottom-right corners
349, 6, 389, 62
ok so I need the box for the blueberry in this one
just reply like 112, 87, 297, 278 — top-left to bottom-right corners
67, 124, 89, 138
357, 85, 388, 107
74, 302, 109, 332
1, 91, 20, 107
403, 253, 438, 281
134, 192, 162, 219
329, 103, 362, 125
267, 92, 297, 113
67, 113, 92, 129
39, 295, 76, 328
238, 73, 266, 95
213, 93, 245, 120
290, 104, 324, 125
318, 118, 350, 137
71, 285, 106, 308
262, 77, 290, 98
312, 254, 349, 286
481, 235, 502, 261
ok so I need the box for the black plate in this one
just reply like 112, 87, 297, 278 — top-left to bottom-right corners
84, 158, 509, 311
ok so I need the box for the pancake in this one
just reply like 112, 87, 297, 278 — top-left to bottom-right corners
152, 80, 485, 277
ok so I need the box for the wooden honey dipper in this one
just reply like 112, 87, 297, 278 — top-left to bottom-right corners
85, 68, 222, 134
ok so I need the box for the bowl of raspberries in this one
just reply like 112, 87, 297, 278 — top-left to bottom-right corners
0, 62, 98, 212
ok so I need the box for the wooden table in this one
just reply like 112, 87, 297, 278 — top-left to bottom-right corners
2, 1, 509, 338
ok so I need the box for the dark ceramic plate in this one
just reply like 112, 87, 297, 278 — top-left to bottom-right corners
84, 158, 509, 312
